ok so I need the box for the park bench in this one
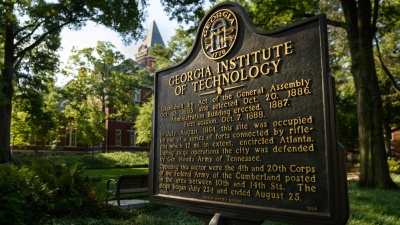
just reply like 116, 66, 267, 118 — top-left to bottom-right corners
106, 174, 148, 206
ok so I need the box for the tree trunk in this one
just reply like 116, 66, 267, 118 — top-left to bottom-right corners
0, 98, 13, 163
0, 5, 15, 163
353, 55, 396, 189
341, 0, 398, 189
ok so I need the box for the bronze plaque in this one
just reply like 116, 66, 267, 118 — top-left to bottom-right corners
150, 2, 348, 224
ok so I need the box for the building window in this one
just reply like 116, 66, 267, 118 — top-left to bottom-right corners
66, 126, 77, 147
130, 131, 139, 147
132, 88, 141, 102
116, 129, 121, 146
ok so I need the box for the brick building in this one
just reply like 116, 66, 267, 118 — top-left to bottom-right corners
390, 129, 400, 158
13, 21, 164, 153
136, 20, 165, 72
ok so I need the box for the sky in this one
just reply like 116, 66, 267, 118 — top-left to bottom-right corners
56, 0, 184, 86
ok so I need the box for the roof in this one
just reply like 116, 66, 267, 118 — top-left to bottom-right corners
141, 20, 165, 50
115, 58, 146, 72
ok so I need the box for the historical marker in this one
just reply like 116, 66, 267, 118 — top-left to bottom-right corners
150, 2, 348, 225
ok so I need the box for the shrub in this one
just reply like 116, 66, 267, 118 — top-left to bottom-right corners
0, 161, 128, 225
13, 151, 149, 169
0, 163, 54, 224
131, 203, 204, 225
388, 158, 400, 174
101, 151, 149, 168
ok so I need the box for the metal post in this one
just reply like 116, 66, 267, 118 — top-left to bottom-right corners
209, 213, 228, 225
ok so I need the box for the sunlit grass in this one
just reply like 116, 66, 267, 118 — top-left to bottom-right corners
14, 151, 149, 169
84, 167, 149, 200
346, 174, 400, 225
261, 174, 400, 225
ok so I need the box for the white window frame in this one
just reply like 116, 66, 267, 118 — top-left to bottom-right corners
130, 131, 139, 147
66, 126, 77, 147
132, 88, 141, 102
115, 129, 122, 146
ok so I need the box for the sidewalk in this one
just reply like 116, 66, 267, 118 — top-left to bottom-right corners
347, 172, 360, 181
108, 199, 149, 210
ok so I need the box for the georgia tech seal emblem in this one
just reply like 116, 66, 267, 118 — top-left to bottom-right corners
202, 9, 238, 60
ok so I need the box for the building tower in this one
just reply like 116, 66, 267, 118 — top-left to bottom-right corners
136, 20, 165, 72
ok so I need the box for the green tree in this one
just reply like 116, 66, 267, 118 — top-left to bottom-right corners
61, 41, 147, 152
161, 0, 399, 189
321, 2, 360, 150
336, 0, 399, 189
0, 0, 147, 163
374, 3, 400, 158
11, 81, 61, 152
134, 95, 154, 144
161, 0, 208, 25
336, 79, 359, 150
61, 76, 105, 152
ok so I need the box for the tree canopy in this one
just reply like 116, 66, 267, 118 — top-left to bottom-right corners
0, 0, 147, 163
11, 80, 60, 151
61, 41, 150, 152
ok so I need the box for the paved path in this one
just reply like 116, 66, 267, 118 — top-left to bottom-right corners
108, 199, 149, 210
347, 172, 360, 181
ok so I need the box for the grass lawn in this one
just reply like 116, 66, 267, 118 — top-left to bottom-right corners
84, 167, 149, 200
261, 174, 400, 225
346, 174, 400, 225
